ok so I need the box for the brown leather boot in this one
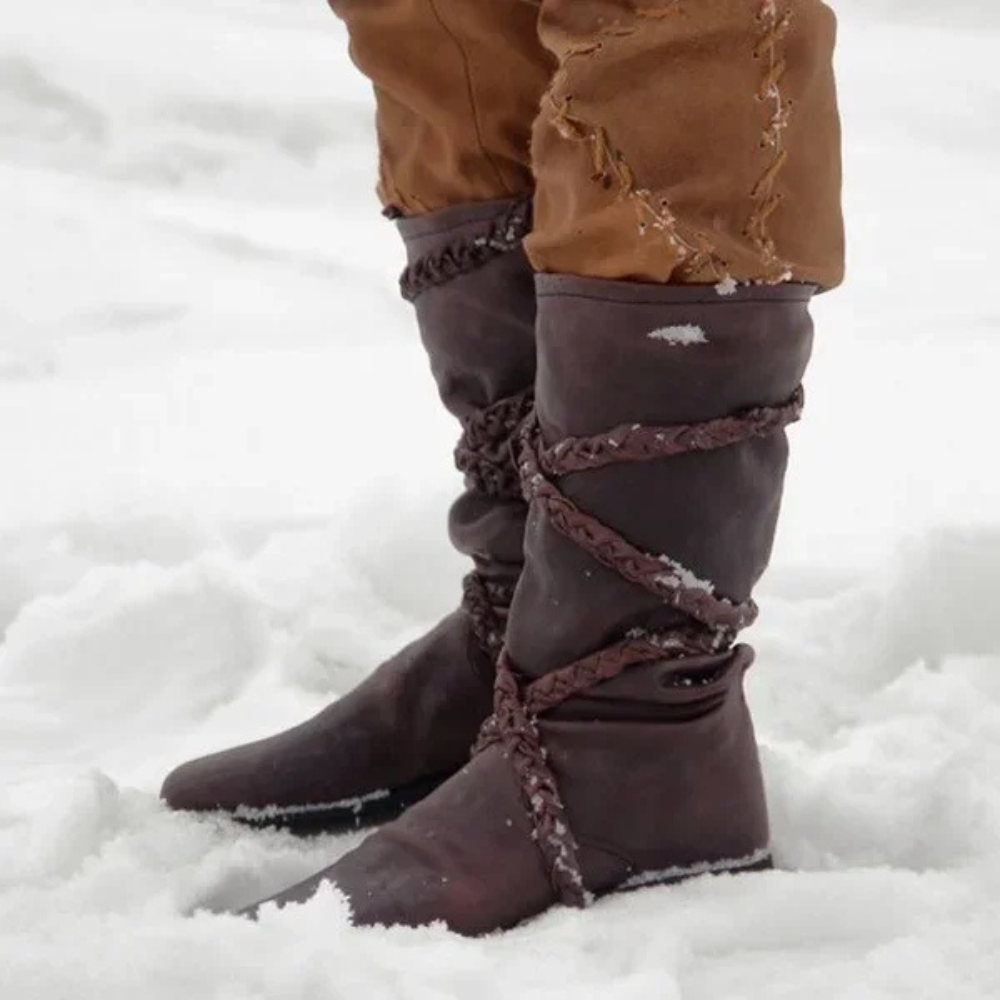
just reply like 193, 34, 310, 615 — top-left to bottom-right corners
242, 276, 814, 932
161, 199, 536, 833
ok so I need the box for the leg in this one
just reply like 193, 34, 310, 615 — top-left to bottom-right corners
245, 0, 845, 933
528, 0, 843, 286
331, 0, 551, 213
161, 1, 550, 830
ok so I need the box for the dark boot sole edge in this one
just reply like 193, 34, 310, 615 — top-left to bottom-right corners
223, 771, 455, 837
606, 849, 774, 897
238, 850, 773, 925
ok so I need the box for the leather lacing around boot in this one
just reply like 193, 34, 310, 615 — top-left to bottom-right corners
474, 386, 805, 908
455, 388, 535, 501
399, 199, 533, 303
399, 203, 535, 667
461, 573, 515, 665
455, 387, 534, 661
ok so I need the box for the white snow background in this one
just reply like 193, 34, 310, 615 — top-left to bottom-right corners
2, 1, 999, 997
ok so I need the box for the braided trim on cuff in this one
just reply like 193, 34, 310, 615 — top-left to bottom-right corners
399, 200, 533, 303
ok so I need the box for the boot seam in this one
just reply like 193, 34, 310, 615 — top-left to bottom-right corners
744, 1, 795, 282
540, 6, 731, 284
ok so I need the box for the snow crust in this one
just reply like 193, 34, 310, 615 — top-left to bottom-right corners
647, 324, 708, 345
2, 1, 999, 997
655, 554, 717, 595
232, 788, 390, 824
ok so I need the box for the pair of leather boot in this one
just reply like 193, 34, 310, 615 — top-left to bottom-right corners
162, 196, 814, 934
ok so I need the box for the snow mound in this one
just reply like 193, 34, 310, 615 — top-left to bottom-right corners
0, 526, 998, 998
1, 555, 269, 739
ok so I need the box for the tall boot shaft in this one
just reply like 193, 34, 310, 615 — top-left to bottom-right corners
493, 278, 815, 910
397, 198, 537, 595
507, 276, 813, 679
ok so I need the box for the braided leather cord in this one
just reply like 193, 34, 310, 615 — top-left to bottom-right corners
474, 389, 804, 908
461, 572, 515, 663
488, 654, 588, 906
523, 425, 757, 634
455, 389, 535, 499
539, 387, 804, 476
454, 389, 533, 660
399, 200, 533, 303
401, 204, 534, 661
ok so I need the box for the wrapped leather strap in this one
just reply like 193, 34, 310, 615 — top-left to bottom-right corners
475, 387, 804, 907
461, 572, 515, 663
454, 387, 534, 657
455, 388, 534, 499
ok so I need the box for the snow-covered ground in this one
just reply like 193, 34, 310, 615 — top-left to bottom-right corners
2, 1, 999, 996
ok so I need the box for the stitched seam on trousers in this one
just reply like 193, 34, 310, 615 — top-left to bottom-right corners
545, 103, 721, 279
745, 1, 793, 282
427, 0, 513, 198
544, 10, 730, 283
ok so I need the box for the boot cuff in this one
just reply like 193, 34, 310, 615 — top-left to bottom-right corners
536, 273, 815, 305
533, 275, 815, 437
396, 198, 532, 261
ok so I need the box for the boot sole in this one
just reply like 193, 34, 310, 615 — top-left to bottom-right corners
608, 848, 773, 896
228, 771, 453, 836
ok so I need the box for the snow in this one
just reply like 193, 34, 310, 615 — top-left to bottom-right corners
232, 789, 391, 825
656, 555, 718, 595
647, 324, 708, 346
617, 847, 773, 890
2, 0, 1000, 996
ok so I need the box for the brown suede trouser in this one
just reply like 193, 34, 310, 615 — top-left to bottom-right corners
330, 0, 844, 289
